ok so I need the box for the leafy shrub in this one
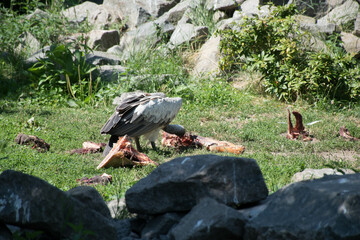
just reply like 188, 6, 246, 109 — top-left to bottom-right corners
0, 2, 90, 54
217, 4, 360, 103
0, 1, 91, 100
28, 44, 98, 105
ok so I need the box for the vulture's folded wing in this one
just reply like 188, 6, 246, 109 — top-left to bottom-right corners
100, 93, 182, 138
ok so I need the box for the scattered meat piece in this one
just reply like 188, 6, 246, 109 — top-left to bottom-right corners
286, 110, 312, 141
69, 142, 106, 155
162, 132, 245, 155
70, 148, 102, 155
161, 132, 201, 150
339, 126, 359, 141
82, 141, 106, 149
96, 135, 158, 169
77, 173, 112, 185
15, 133, 50, 152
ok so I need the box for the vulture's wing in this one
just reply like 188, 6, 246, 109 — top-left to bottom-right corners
100, 93, 146, 134
100, 92, 181, 138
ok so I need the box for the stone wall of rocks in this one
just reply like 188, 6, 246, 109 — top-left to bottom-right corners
22, 0, 360, 81
1, 154, 359, 239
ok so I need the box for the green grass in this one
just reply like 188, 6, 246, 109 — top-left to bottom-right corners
1, 83, 360, 200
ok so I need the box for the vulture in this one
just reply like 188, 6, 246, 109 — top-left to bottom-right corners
101, 92, 184, 156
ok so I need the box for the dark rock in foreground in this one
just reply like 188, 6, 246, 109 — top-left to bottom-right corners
125, 154, 268, 214
170, 197, 246, 240
244, 173, 360, 240
0, 170, 117, 240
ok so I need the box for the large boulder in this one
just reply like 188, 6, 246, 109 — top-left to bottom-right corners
62, 1, 122, 29
103, 0, 151, 29
156, 0, 192, 25
125, 154, 268, 214
192, 35, 221, 77
170, 197, 246, 240
341, 32, 360, 55
244, 174, 360, 240
136, 0, 181, 17
87, 30, 120, 51
66, 186, 112, 219
141, 212, 184, 239
116, 20, 174, 59
317, 0, 359, 26
0, 170, 117, 240
169, 23, 208, 47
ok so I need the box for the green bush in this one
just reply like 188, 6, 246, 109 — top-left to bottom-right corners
28, 44, 98, 105
217, 4, 360, 103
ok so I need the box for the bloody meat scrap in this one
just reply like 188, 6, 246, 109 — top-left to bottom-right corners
286, 110, 311, 141
15, 133, 50, 152
96, 135, 158, 169
161, 132, 245, 155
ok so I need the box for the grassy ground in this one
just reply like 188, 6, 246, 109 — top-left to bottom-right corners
1, 83, 360, 202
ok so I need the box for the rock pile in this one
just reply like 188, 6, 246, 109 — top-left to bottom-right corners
21, 0, 360, 81
1, 154, 360, 239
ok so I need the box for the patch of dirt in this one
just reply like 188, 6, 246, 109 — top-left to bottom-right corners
270, 150, 360, 162
317, 151, 360, 162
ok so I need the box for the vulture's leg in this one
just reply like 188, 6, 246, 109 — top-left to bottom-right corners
103, 135, 119, 157
135, 137, 142, 152
150, 141, 157, 151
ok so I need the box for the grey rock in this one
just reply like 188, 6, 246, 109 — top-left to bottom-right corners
212, 10, 227, 22
317, 0, 359, 26
341, 32, 360, 55
241, 0, 261, 15
0, 170, 117, 240
141, 212, 184, 239
170, 197, 246, 240
292, 167, 356, 182
103, 0, 151, 29
156, 0, 191, 25
355, 13, 360, 36
107, 197, 127, 218
25, 8, 49, 21
97, 65, 127, 82
192, 35, 221, 77
85, 50, 122, 65
207, 0, 244, 11
87, 30, 120, 51
16, 32, 41, 56
245, 174, 360, 240
216, 11, 248, 31
107, 45, 123, 55
288, 0, 328, 18
62, 1, 121, 29
169, 23, 208, 47
125, 154, 268, 214
327, 0, 348, 8
67, 186, 112, 219
117, 21, 162, 60
314, 23, 338, 34
24, 46, 50, 68
136, 0, 181, 17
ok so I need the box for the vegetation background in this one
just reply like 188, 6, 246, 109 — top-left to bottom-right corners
1, 0, 360, 214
